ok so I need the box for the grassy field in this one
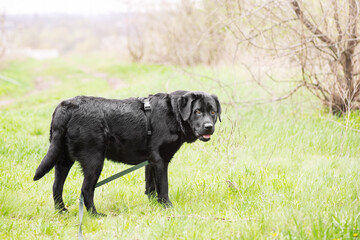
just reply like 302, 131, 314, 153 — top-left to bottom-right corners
1, 55, 360, 239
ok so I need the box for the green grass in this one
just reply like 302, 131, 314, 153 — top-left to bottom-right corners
1, 55, 360, 239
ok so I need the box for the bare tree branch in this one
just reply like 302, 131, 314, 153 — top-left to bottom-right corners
290, 0, 337, 54
332, 0, 343, 43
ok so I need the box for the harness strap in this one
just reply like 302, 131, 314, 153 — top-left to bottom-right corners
143, 98, 152, 136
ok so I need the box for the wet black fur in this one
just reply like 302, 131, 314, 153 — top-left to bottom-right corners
33, 90, 221, 215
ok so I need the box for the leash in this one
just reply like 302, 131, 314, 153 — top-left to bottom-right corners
78, 161, 149, 239
78, 97, 152, 239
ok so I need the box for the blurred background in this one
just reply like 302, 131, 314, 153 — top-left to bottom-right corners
0, 0, 241, 65
1, 0, 360, 113
0, 0, 175, 59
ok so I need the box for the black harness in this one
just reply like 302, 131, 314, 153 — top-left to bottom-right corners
142, 97, 152, 136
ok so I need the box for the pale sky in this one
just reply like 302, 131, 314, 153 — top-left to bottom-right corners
0, 0, 175, 15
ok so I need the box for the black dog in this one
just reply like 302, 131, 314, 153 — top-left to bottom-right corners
34, 90, 221, 216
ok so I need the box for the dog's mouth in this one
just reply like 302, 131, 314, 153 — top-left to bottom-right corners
199, 134, 212, 142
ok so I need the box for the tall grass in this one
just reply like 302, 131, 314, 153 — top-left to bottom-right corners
0, 56, 360, 239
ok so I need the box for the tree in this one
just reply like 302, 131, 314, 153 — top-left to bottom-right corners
223, 0, 360, 113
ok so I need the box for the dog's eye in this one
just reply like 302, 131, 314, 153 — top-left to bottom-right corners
210, 110, 216, 115
195, 110, 202, 115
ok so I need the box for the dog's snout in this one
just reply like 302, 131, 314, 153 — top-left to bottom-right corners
204, 123, 213, 130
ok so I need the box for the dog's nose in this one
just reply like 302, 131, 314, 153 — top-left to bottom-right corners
204, 123, 213, 130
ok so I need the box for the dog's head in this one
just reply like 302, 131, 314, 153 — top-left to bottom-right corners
177, 91, 221, 142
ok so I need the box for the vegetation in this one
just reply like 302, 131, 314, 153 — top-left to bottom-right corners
1, 56, 360, 239
123, 0, 360, 113
226, 0, 360, 113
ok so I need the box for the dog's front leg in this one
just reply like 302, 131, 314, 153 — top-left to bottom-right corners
145, 165, 156, 198
150, 152, 173, 207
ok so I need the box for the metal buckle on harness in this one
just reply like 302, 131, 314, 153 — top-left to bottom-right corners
143, 98, 152, 136
144, 99, 151, 111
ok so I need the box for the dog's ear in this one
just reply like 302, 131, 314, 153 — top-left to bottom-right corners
178, 92, 196, 121
212, 94, 221, 122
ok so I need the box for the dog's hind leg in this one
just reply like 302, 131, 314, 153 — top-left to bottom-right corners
79, 152, 106, 217
53, 156, 74, 213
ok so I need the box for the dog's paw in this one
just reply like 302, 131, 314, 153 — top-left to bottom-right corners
88, 211, 107, 218
56, 208, 69, 214
158, 198, 173, 208
145, 190, 157, 200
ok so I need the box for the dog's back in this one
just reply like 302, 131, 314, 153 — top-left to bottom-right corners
34, 96, 149, 181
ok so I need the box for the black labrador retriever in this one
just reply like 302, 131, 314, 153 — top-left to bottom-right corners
33, 90, 221, 216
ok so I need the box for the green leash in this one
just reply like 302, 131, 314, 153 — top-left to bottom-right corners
78, 160, 149, 239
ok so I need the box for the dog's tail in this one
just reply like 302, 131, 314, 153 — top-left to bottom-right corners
33, 103, 72, 181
